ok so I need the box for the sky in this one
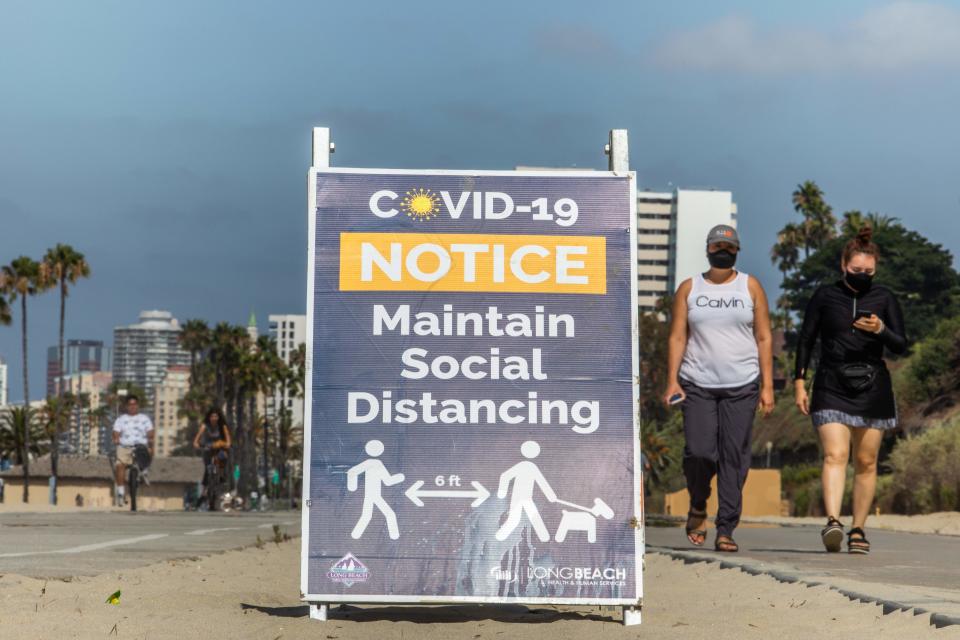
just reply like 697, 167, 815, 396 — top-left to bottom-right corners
2, 0, 960, 401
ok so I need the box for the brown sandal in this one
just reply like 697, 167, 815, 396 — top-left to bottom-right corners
686, 509, 707, 547
715, 535, 739, 553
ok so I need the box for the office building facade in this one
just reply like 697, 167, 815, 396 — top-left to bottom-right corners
267, 314, 306, 426
0, 356, 7, 407
637, 189, 738, 312
58, 371, 114, 456
153, 366, 190, 457
46, 339, 112, 397
112, 311, 190, 407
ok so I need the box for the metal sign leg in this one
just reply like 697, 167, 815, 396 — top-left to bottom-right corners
309, 603, 329, 621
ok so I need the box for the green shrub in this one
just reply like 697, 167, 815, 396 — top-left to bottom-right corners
887, 419, 960, 513
903, 316, 960, 402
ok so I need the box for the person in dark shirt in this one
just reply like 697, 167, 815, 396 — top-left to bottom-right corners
794, 226, 907, 555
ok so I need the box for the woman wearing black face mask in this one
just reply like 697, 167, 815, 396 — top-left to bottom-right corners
794, 226, 907, 554
665, 225, 775, 552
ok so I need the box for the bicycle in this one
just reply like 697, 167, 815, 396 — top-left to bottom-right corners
201, 447, 229, 511
126, 444, 152, 512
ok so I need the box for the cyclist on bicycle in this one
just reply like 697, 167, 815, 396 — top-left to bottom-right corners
193, 408, 232, 495
112, 394, 154, 507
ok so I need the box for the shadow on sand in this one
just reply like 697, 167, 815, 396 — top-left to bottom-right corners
240, 602, 618, 624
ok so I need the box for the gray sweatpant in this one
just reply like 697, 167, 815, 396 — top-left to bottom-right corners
679, 377, 759, 538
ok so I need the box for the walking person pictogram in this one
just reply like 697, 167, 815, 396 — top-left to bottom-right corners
495, 441, 557, 542
347, 440, 405, 540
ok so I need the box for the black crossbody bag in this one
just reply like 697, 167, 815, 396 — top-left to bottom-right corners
837, 362, 878, 393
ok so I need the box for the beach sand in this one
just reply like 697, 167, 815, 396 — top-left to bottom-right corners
1, 537, 957, 639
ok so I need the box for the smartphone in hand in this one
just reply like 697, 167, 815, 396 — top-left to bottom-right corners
669, 393, 684, 405
855, 310, 874, 321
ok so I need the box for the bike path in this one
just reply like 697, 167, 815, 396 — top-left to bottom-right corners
0, 511, 299, 578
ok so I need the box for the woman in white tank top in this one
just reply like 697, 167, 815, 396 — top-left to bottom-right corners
663, 225, 775, 553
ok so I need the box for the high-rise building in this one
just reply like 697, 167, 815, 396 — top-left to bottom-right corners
153, 366, 190, 457
112, 311, 190, 408
637, 189, 738, 312
46, 339, 112, 397
0, 356, 8, 407
58, 371, 114, 456
267, 314, 306, 426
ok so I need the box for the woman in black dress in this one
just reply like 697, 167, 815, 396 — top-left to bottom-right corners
794, 226, 907, 554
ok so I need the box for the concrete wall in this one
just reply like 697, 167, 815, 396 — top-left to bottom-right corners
1, 478, 190, 511
663, 469, 783, 517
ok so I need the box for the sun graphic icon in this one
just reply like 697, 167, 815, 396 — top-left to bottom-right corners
400, 188, 441, 221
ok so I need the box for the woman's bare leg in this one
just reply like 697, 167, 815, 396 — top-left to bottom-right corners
851, 427, 883, 529
818, 422, 850, 518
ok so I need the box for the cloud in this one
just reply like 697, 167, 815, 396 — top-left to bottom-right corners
653, 2, 960, 73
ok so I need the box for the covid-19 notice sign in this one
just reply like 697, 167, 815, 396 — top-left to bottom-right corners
301, 168, 640, 605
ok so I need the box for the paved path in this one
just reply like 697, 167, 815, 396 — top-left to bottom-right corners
645, 520, 960, 627
0, 511, 300, 578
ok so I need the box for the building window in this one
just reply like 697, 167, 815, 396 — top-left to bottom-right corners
637, 213, 672, 220
638, 259, 670, 266
638, 275, 669, 281
637, 198, 672, 205
637, 244, 668, 250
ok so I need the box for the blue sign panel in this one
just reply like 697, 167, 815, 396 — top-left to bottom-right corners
302, 168, 640, 604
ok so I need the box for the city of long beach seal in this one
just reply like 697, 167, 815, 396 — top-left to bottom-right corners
327, 553, 370, 587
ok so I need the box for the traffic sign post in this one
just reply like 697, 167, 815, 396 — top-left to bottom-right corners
301, 127, 641, 625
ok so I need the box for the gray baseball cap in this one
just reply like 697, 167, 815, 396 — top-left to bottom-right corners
706, 224, 740, 248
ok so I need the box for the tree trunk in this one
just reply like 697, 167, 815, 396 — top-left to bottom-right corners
250, 394, 262, 494
20, 296, 30, 503
52, 280, 66, 505
235, 388, 247, 496
226, 386, 237, 490
215, 364, 225, 411
278, 378, 288, 502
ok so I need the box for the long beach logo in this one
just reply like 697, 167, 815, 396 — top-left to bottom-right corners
327, 553, 370, 587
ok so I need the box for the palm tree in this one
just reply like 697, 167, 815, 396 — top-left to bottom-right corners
250, 336, 281, 494
0, 293, 11, 327
0, 256, 47, 502
841, 211, 898, 236
41, 244, 90, 504
179, 319, 211, 388
177, 319, 212, 457
791, 181, 837, 255
88, 405, 111, 455
282, 343, 306, 500
41, 395, 76, 455
0, 407, 48, 468
770, 222, 802, 287
210, 322, 243, 412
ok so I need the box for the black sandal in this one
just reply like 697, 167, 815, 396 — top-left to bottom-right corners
686, 508, 707, 547
821, 516, 844, 553
715, 535, 738, 553
847, 527, 870, 554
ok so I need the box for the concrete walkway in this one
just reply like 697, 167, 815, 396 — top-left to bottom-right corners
0, 511, 299, 578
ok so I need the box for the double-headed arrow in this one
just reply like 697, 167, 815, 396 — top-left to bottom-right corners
405, 480, 490, 508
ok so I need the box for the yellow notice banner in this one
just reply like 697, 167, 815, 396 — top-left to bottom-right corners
339, 232, 606, 294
